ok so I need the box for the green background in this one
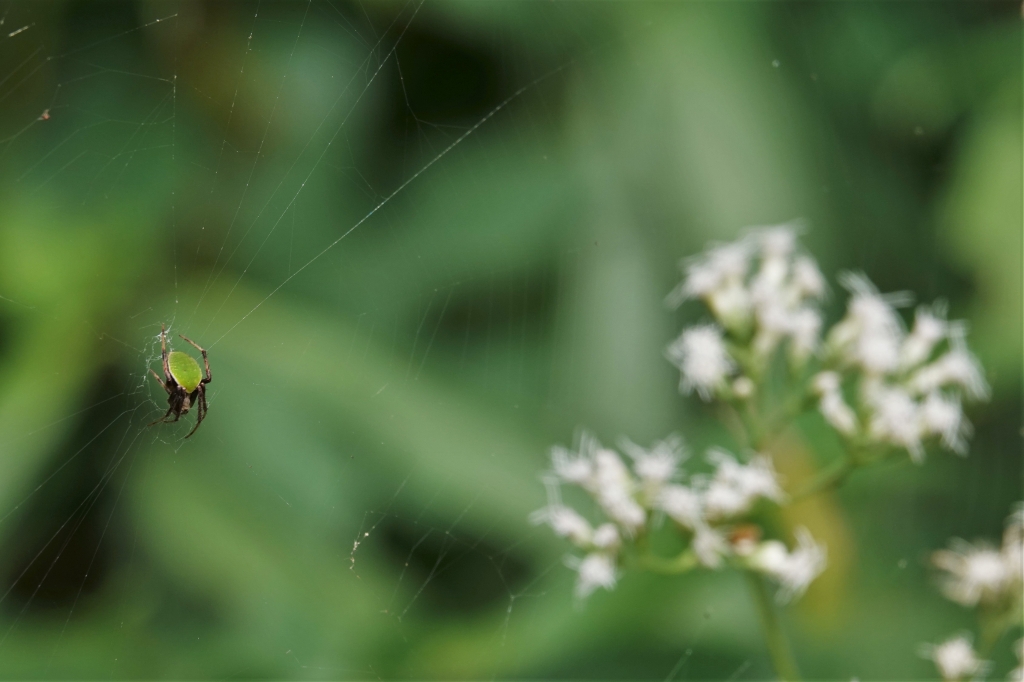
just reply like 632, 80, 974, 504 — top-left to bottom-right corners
0, 1, 1020, 678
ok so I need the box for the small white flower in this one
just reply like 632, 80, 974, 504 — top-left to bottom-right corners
667, 240, 753, 308
707, 281, 753, 332
866, 386, 924, 461
756, 225, 798, 260
593, 448, 632, 494
703, 478, 750, 520
788, 307, 822, 364
530, 505, 593, 547
732, 376, 755, 399
598, 488, 646, 533
572, 552, 618, 599
812, 371, 842, 395
739, 455, 785, 503
901, 305, 948, 369
747, 528, 827, 603
841, 273, 910, 332
711, 241, 752, 276
692, 525, 730, 568
906, 363, 945, 396
819, 390, 858, 436
909, 348, 990, 402
751, 306, 788, 358
749, 225, 796, 291
620, 434, 686, 486
702, 450, 751, 520
592, 523, 621, 552
666, 325, 735, 400
791, 255, 826, 299
551, 445, 594, 486
944, 346, 990, 401
749, 539, 790, 575
700, 448, 786, 518
666, 261, 718, 308
706, 448, 745, 483
592, 448, 646, 532
657, 484, 704, 529
702, 450, 784, 521
920, 392, 971, 454
828, 273, 909, 375
920, 635, 989, 681
854, 326, 903, 375
707, 241, 753, 281
774, 527, 827, 603
933, 539, 1012, 607
750, 256, 790, 309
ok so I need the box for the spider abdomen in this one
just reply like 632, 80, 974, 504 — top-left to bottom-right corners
168, 351, 203, 392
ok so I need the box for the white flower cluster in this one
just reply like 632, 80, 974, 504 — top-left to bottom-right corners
922, 504, 1023, 681
666, 224, 826, 399
816, 277, 989, 461
665, 224, 988, 463
532, 432, 826, 602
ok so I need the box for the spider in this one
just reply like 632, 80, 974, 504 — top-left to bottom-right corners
148, 325, 212, 438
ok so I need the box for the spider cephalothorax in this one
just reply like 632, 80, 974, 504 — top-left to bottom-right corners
149, 325, 212, 438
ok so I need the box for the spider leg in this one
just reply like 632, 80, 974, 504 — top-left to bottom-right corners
149, 369, 172, 395
148, 406, 174, 427
183, 404, 201, 438
184, 388, 205, 438
193, 385, 209, 420
160, 324, 173, 384
179, 334, 212, 384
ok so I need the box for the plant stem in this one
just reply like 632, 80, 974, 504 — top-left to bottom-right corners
762, 389, 814, 443
634, 549, 699, 575
976, 603, 1017, 660
792, 456, 857, 501
746, 572, 801, 681
720, 404, 752, 451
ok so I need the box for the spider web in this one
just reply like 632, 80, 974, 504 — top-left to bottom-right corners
0, 1, 1019, 680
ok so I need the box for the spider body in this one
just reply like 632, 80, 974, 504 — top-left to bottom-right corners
149, 325, 212, 438
168, 351, 203, 392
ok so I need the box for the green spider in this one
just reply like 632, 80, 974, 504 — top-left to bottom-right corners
148, 325, 212, 438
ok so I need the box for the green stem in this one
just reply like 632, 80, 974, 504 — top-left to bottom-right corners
720, 404, 752, 451
792, 456, 857, 501
746, 572, 801, 681
633, 549, 699, 575
744, 400, 770, 452
977, 622, 1001, 662
762, 390, 815, 443
793, 446, 907, 500
975, 603, 1019, 660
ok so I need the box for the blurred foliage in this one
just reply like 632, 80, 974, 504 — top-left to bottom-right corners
0, 0, 1020, 678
